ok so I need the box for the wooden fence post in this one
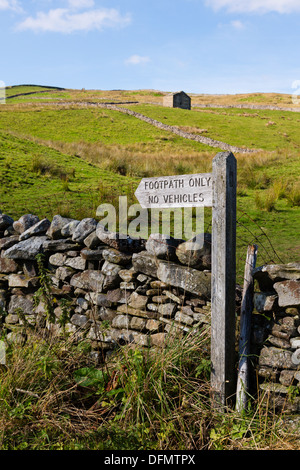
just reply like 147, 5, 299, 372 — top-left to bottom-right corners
211, 151, 237, 408
236, 244, 258, 413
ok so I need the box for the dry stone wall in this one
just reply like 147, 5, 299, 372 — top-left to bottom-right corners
0, 211, 212, 356
194, 103, 300, 112
251, 263, 300, 412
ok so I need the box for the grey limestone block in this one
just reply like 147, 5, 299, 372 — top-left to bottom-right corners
274, 280, 300, 308
13, 214, 39, 234
4, 236, 48, 260
157, 260, 211, 298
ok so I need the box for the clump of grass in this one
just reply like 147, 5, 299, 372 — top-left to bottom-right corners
106, 157, 129, 176
254, 189, 278, 212
239, 169, 272, 191
236, 185, 248, 197
29, 155, 71, 181
174, 162, 194, 175
271, 179, 288, 200
4, 156, 13, 169
286, 182, 300, 207
61, 178, 71, 192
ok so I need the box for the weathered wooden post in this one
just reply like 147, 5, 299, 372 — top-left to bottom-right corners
236, 244, 258, 413
211, 151, 237, 408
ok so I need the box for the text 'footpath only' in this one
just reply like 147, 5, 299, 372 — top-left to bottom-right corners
135, 173, 212, 208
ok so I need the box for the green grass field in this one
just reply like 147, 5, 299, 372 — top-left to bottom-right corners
131, 103, 300, 151
0, 130, 138, 219
0, 106, 215, 153
0, 85, 299, 278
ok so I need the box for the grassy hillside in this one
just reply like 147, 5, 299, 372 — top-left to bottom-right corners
130, 104, 300, 151
0, 106, 212, 152
5, 85, 66, 99
0, 85, 299, 277
0, 131, 138, 219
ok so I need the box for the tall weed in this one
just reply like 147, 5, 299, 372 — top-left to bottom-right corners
29, 154, 72, 181
254, 189, 277, 212
286, 182, 300, 207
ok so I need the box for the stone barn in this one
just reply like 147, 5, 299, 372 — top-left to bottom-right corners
163, 91, 191, 110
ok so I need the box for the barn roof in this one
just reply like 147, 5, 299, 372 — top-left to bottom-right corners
165, 91, 190, 97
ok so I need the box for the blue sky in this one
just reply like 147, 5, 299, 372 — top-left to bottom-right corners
1, 0, 300, 94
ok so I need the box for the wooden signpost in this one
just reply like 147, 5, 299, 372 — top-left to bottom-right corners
211, 152, 237, 408
135, 151, 237, 408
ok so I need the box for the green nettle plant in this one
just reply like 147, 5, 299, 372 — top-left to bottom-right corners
34, 254, 73, 334
57, 298, 72, 332
34, 254, 56, 324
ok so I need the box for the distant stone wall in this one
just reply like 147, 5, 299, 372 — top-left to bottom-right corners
0, 211, 213, 357
251, 263, 300, 413
193, 103, 300, 112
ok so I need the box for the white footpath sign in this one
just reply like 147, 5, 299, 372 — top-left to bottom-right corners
135, 173, 212, 208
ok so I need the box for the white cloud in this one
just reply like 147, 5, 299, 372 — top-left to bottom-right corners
205, 0, 300, 14
125, 55, 151, 65
17, 7, 131, 33
0, 0, 22, 12
231, 19, 245, 29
